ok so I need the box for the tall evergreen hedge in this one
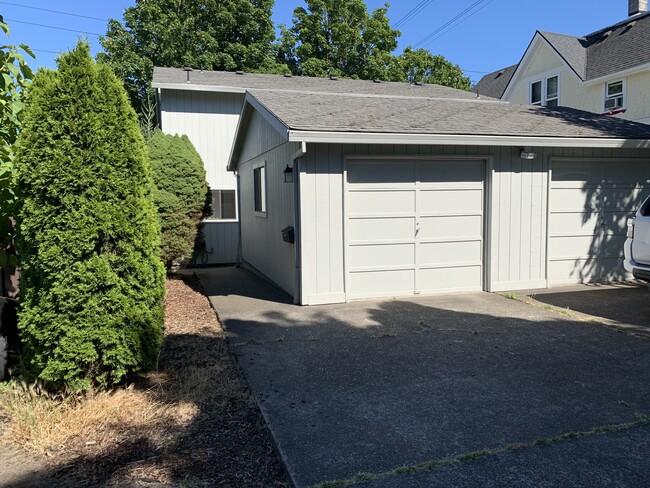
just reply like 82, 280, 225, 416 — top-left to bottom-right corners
14, 42, 166, 391
147, 130, 208, 268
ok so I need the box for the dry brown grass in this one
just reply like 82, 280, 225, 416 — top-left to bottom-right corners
0, 273, 288, 486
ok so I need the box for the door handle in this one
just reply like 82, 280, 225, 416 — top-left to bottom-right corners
415, 222, 420, 237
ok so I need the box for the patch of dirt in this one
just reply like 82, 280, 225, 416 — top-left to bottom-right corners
0, 274, 289, 487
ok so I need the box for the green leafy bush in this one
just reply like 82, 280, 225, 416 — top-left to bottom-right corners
147, 130, 209, 268
14, 42, 166, 391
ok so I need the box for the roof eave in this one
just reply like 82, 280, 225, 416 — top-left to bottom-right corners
287, 130, 650, 149
152, 81, 246, 94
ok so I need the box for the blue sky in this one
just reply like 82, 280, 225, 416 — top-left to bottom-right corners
0, 0, 631, 84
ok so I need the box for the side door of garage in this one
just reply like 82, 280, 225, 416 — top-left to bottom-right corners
345, 159, 485, 300
548, 159, 648, 284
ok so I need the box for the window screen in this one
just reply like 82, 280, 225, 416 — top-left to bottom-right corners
209, 189, 236, 220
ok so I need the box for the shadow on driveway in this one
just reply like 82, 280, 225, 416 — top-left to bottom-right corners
198, 267, 650, 488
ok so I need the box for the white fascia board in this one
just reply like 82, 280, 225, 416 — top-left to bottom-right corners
227, 93, 290, 172
152, 82, 246, 94
288, 130, 650, 149
583, 63, 650, 86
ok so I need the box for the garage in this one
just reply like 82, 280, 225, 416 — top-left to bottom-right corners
345, 159, 485, 299
548, 159, 648, 284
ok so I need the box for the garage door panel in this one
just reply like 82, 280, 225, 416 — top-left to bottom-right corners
419, 241, 481, 266
552, 162, 600, 183
348, 269, 415, 298
348, 190, 415, 215
549, 212, 599, 235
549, 188, 598, 211
419, 215, 482, 240
600, 187, 645, 211
346, 159, 485, 299
419, 266, 482, 292
548, 258, 599, 283
548, 235, 595, 260
348, 243, 415, 269
419, 161, 484, 183
347, 162, 415, 185
419, 189, 483, 214
348, 217, 415, 241
550, 160, 648, 285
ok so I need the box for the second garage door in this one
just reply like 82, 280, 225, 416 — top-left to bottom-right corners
548, 160, 648, 284
345, 160, 485, 300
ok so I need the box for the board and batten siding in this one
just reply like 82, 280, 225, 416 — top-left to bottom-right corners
299, 144, 650, 304
236, 111, 297, 296
158, 89, 245, 264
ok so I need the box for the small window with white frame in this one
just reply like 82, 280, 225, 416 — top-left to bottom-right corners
604, 80, 625, 112
253, 162, 267, 215
530, 75, 559, 107
208, 189, 237, 220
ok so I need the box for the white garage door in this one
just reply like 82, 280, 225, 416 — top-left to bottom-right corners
345, 160, 485, 300
548, 160, 648, 284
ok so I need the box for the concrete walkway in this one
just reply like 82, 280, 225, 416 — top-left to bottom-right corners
198, 267, 650, 488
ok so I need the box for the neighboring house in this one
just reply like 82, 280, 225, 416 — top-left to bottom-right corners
476, 0, 650, 124
154, 67, 650, 305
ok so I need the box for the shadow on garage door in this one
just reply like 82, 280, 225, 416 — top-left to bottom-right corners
527, 282, 650, 328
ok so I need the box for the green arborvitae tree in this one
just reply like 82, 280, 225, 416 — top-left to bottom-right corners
98, 0, 283, 114
277, 0, 400, 80
147, 130, 209, 268
0, 16, 34, 269
14, 41, 166, 391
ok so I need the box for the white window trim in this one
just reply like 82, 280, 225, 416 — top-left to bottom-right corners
253, 161, 267, 217
603, 78, 626, 113
529, 73, 560, 107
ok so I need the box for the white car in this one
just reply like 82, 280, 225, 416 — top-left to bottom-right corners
624, 195, 650, 281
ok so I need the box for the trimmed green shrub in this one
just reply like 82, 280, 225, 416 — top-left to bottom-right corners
14, 41, 166, 391
147, 130, 209, 268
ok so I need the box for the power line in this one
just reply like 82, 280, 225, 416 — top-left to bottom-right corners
394, 0, 436, 29
417, 0, 496, 49
413, 0, 490, 49
4, 18, 102, 37
33, 48, 63, 55
0, 1, 108, 22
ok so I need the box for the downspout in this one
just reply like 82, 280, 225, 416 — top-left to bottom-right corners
235, 170, 242, 267
292, 141, 307, 305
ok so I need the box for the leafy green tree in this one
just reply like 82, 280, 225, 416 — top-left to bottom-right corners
0, 16, 34, 269
388, 47, 471, 90
14, 42, 166, 391
98, 0, 283, 114
278, 0, 400, 79
147, 130, 209, 268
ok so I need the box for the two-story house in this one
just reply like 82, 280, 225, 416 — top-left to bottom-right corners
476, 0, 650, 124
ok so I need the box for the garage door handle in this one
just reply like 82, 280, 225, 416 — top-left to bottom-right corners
415, 222, 420, 236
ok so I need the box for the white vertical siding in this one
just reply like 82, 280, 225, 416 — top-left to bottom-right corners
159, 89, 243, 190
159, 89, 244, 264
236, 112, 296, 296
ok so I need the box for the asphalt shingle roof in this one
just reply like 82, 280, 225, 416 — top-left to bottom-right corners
474, 64, 517, 99
248, 89, 650, 140
153, 67, 489, 100
478, 11, 650, 94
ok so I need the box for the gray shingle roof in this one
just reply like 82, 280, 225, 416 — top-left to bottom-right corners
153, 67, 490, 100
477, 11, 650, 95
538, 31, 587, 79
474, 64, 517, 99
248, 89, 650, 139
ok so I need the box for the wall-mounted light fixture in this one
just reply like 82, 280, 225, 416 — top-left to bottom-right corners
283, 164, 293, 183
520, 147, 537, 160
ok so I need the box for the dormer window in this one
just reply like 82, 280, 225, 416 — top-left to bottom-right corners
530, 75, 559, 107
604, 80, 625, 112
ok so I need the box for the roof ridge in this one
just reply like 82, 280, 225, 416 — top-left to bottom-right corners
246, 87, 507, 104
584, 10, 650, 38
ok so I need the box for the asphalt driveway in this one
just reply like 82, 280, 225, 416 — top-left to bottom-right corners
197, 267, 650, 488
